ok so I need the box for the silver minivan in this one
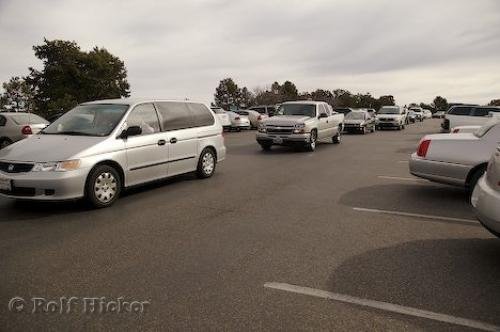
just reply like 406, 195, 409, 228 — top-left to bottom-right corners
0, 99, 226, 208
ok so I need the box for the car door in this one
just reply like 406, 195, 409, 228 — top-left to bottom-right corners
155, 102, 199, 177
317, 104, 331, 139
124, 103, 168, 187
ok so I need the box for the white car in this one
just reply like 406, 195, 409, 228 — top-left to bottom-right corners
451, 115, 500, 133
210, 107, 231, 130
441, 105, 500, 132
236, 110, 268, 128
376, 106, 407, 130
409, 121, 500, 192
0, 112, 49, 149
472, 145, 500, 237
226, 111, 251, 131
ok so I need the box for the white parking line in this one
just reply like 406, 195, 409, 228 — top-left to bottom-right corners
264, 282, 500, 332
378, 175, 426, 183
353, 207, 478, 225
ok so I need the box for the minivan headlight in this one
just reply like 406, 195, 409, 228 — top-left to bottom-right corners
32, 160, 81, 172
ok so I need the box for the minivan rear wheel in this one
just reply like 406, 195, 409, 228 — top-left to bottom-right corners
197, 148, 216, 178
86, 165, 121, 208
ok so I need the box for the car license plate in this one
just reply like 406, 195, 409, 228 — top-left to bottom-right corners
273, 137, 283, 144
0, 177, 11, 191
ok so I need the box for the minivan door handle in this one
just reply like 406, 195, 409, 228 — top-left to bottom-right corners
158, 139, 166, 146
170, 137, 178, 144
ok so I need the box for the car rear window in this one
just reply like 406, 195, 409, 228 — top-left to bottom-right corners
10, 113, 49, 125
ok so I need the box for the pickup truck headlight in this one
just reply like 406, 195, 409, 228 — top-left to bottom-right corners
293, 124, 306, 134
32, 160, 81, 172
258, 125, 267, 133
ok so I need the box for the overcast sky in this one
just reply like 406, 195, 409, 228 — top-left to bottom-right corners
1, 0, 499, 105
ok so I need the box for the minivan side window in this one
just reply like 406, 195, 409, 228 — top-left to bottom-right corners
188, 103, 215, 127
126, 103, 161, 135
156, 102, 194, 131
448, 107, 472, 116
0, 115, 6, 126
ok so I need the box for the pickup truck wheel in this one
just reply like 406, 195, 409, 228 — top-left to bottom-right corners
306, 130, 317, 151
332, 128, 341, 144
260, 143, 272, 151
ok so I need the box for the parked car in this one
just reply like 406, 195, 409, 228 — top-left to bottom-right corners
236, 110, 268, 128
472, 146, 500, 237
210, 107, 231, 131
227, 111, 251, 131
0, 99, 226, 208
376, 106, 407, 130
423, 109, 433, 119
344, 110, 376, 134
249, 105, 278, 117
409, 107, 424, 122
409, 121, 500, 192
257, 101, 344, 151
0, 112, 49, 149
407, 111, 417, 123
433, 111, 446, 119
441, 105, 500, 132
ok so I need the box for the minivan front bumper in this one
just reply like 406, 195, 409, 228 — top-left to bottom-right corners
0, 168, 90, 201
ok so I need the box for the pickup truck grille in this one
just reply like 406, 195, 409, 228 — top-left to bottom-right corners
0, 161, 34, 173
266, 126, 294, 135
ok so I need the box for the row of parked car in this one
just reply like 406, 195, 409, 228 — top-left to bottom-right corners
409, 104, 500, 238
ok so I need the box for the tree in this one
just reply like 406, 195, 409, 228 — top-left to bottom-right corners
332, 89, 353, 107
432, 96, 448, 111
488, 99, 500, 106
378, 95, 395, 108
214, 78, 240, 110
310, 89, 333, 104
280, 81, 298, 102
0, 76, 35, 112
26, 39, 130, 117
239, 87, 254, 108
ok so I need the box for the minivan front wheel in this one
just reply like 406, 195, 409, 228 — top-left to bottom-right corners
86, 165, 121, 208
197, 148, 216, 178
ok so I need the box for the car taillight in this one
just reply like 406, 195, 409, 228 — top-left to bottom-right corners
21, 126, 33, 135
417, 139, 431, 158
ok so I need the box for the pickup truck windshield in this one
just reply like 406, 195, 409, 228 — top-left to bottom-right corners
42, 104, 129, 137
278, 104, 316, 117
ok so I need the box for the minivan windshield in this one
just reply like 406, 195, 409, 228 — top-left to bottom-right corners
378, 107, 400, 114
278, 104, 316, 117
42, 104, 129, 137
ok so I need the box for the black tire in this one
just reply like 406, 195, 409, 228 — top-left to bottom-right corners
260, 143, 272, 151
86, 165, 122, 208
197, 148, 217, 179
401, 124, 406, 129
306, 130, 317, 151
0, 138, 12, 149
467, 166, 487, 196
332, 128, 342, 144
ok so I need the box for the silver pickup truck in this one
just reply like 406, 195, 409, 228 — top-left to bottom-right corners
256, 101, 344, 151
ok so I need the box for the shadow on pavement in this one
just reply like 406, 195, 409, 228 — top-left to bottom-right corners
328, 238, 500, 324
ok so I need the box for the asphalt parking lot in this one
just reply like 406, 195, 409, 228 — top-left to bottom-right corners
1, 119, 499, 331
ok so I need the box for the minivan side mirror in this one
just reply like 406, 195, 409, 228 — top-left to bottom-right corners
119, 126, 142, 139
